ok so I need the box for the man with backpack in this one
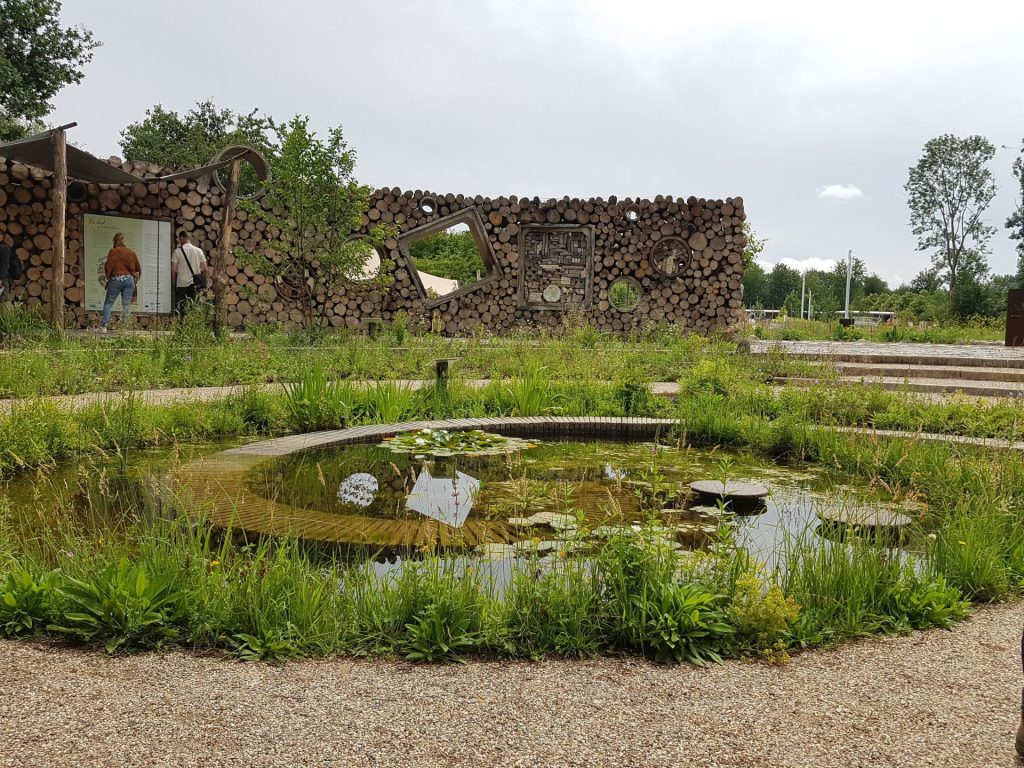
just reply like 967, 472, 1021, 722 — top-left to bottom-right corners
170, 230, 208, 318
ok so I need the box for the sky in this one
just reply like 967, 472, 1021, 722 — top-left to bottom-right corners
49, 0, 1024, 286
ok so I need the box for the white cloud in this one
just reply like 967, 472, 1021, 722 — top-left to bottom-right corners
757, 257, 837, 273
817, 184, 864, 201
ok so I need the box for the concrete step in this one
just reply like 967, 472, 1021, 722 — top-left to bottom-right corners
775, 351, 1024, 370
774, 376, 1024, 399
831, 362, 1024, 383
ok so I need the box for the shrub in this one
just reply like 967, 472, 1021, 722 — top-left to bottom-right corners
49, 557, 185, 653
0, 567, 54, 637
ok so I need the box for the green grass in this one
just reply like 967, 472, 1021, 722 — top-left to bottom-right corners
0, 321, 1022, 664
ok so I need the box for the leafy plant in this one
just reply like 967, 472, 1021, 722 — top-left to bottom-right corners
635, 581, 734, 665
379, 428, 536, 457
229, 626, 301, 662
363, 381, 415, 423
0, 567, 53, 637
282, 367, 354, 431
506, 365, 558, 417
50, 558, 185, 653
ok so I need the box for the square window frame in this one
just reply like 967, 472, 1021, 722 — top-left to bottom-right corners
397, 206, 503, 309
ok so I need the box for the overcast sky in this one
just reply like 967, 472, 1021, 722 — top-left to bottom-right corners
51, 0, 1024, 285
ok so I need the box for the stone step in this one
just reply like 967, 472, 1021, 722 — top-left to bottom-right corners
774, 376, 1023, 398
832, 362, 1024, 383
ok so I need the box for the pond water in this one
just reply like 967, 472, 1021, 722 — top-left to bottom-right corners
244, 440, 890, 564
0, 438, 898, 570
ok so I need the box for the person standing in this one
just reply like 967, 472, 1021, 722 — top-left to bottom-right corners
0, 240, 23, 302
170, 230, 208, 318
100, 233, 141, 332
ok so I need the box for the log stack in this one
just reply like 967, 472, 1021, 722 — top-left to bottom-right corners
0, 155, 746, 335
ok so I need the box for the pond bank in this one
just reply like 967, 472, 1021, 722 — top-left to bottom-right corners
1, 600, 1019, 768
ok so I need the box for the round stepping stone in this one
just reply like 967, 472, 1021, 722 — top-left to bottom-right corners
689, 480, 769, 501
507, 517, 537, 528
817, 507, 912, 530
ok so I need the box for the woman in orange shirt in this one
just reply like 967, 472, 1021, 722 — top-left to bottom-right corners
100, 233, 142, 332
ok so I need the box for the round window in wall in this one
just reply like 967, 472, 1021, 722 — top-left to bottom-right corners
609, 278, 641, 311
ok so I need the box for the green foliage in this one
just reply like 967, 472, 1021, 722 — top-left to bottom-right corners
50, 557, 185, 653
282, 367, 355, 431
1008, 139, 1024, 285
905, 134, 998, 311
728, 572, 800, 651
119, 101, 272, 193
0, 0, 99, 139
0, 566, 53, 637
380, 428, 536, 456
408, 228, 485, 284
612, 370, 656, 416
362, 380, 415, 423
236, 116, 393, 324
506, 365, 558, 416
635, 581, 734, 665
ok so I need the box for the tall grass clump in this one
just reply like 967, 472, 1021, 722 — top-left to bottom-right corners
506, 365, 558, 416
361, 381, 416, 423
282, 367, 356, 431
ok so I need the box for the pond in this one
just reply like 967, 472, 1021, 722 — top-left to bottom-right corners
0, 435, 904, 570
242, 438, 894, 564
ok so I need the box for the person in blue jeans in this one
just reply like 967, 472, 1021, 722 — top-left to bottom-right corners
100, 233, 141, 332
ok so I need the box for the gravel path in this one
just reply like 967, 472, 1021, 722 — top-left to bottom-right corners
1, 602, 1021, 768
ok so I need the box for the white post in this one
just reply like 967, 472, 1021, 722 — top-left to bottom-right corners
800, 271, 806, 320
844, 249, 853, 320
808, 290, 813, 321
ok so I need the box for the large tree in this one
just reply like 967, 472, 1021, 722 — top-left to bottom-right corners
0, 0, 99, 139
1007, 139, 1024, 286
905, 134, 997, 311
236, 116, 392, 326
119, 101, 271, 168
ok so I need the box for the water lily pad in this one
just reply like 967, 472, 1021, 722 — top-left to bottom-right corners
380, 429, 538, 457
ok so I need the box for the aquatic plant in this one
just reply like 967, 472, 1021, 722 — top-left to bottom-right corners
380, 428, 537, 457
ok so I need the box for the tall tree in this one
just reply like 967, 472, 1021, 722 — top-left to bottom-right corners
236, 116, 392, 326
0, 0, 99, 140
119, 101, 272, 195
1007, 139, 1024, 286
765, 262, 801, 309
119, 101, 271, 168
905, 134, 997, 310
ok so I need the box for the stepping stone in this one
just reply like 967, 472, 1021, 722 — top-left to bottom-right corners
689, 479, 769, 501
478, 542, 518, 558
817, 507, 912, 530
526, 511, 577, 529
507, 517, 537, 528
688, 505, 734, 519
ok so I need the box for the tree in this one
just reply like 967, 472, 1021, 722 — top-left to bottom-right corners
236, 116, 392, 326
0, 0, 99, 140
1007, 139, 1024, 286
741, 260, 767, 307
119, 101, 272, 195
905, 134, 997, 310
765, 263, 801, 309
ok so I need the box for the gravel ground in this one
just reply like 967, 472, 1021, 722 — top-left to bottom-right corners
1, 602, 1021, 768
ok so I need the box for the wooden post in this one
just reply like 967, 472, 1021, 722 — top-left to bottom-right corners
213, 158, 241, 333
50, 129, 67, 330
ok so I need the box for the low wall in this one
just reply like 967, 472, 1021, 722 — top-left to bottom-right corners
0, 155, 746, 334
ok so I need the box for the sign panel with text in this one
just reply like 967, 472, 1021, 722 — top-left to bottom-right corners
83, 213, 173, 314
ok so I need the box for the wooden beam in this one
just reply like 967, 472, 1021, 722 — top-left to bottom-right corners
212, 158, 241, 334
50, 129, 67, 330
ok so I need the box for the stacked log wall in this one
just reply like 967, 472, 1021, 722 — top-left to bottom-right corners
0, 156, 746, 334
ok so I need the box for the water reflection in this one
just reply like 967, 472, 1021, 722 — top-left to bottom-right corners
405, 466, 479, 528
337, 472, 379, 508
